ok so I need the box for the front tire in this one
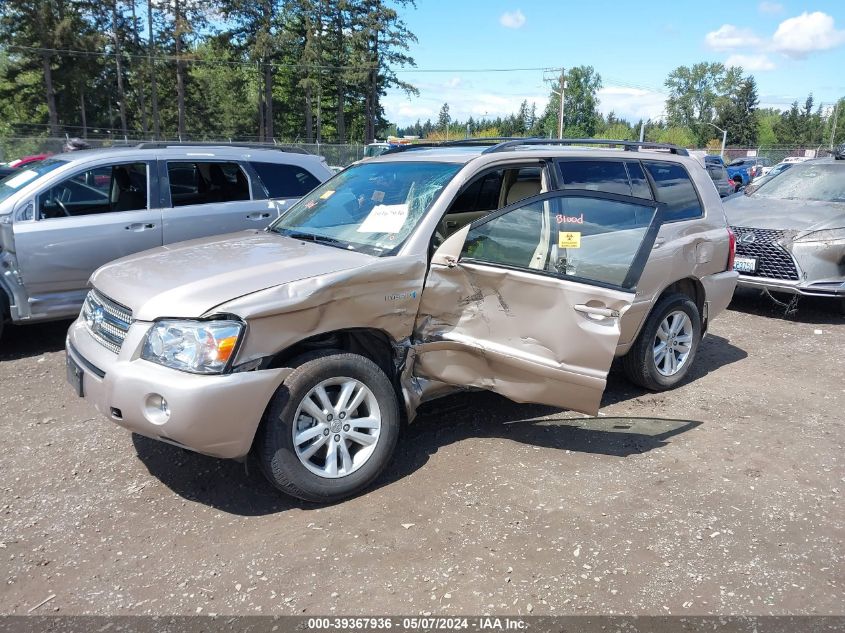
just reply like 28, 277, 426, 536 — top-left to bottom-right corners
256, 351, 400, 503
623, 293, 702, 391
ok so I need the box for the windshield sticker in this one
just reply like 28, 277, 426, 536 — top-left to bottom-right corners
556, 213, 584, 224
4, 169, 39, 189
357, 204, 409, 234
559, 231, 582, 249
371, 190, 385, 203
305, 200, 318, 209
319, 190, 335, 199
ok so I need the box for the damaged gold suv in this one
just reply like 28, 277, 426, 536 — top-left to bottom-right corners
66, 139, 738, 502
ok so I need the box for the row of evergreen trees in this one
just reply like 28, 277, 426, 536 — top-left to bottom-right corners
398, 65, 845, 149
0, 0, 417, 143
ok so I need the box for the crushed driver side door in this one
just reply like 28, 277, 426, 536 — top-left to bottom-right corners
411, 190, 664, 415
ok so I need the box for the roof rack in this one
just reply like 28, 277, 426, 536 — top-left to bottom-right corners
380, 137, 527, 155
130, 142, 311, 154
482, 138, 689, 156
380, 137, 689, 157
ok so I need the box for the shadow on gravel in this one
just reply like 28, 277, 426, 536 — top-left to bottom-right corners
728, 287, 844, 325
603, 332, 748, 406
0, 320, 72, 361
133, 387, 700, 516
131, 433, 306, 516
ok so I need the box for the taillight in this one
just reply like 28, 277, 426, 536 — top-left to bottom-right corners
726, 227, 736, 271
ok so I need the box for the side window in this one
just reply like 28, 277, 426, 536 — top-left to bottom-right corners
249, 162, 321, 199
461, 193, 659, 289
642, 161, 703, 222
38, 163, 147, 219
448, 171, 503, 213
167, 161, 250, 207
558, 160, 632, 196
461, 199, 547, 270
706, 164, 726, 182
625, 161, 653, 199
440, 166, 541, 240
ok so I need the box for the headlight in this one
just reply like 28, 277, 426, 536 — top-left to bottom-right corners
142, 319, 243, 374
793, 228, 845, 244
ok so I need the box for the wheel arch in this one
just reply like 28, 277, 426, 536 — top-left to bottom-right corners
263, 327, 401, 385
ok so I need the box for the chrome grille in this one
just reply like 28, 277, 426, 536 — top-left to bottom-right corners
730, 226, 800, 281
82, 289, 133, 353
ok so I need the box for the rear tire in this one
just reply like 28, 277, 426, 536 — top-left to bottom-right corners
256, 351, 400, 503
623, 293, 702, 391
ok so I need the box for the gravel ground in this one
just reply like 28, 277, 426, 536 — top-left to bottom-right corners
0, 290, 843, 616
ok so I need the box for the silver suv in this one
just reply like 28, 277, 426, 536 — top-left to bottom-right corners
0, 143, 331, 338
66, 139, 738, 502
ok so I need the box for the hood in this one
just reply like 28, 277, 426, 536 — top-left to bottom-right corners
90, 230, 373, 321
724, 195, 845, 231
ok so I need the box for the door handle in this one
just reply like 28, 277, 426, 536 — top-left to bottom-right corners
247, 212, 271, 220
652, 237, 666, 249
574, 304, 620, 318
125, 223, 156, 231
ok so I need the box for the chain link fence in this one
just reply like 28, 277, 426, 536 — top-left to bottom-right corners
1, 137, 837, 168
0, 137, 366, 167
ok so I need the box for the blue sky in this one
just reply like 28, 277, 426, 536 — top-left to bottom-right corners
383, 0, 845, 127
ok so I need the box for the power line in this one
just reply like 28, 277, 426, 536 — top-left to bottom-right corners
4, 44, 563, 74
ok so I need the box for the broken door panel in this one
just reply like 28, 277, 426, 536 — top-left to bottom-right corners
412, 191, 663, 416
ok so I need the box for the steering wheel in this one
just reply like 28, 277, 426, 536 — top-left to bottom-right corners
55, 199, 71, 217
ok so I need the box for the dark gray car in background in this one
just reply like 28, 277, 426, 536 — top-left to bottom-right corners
0, 144, 332, 338
724, 151, 845, 310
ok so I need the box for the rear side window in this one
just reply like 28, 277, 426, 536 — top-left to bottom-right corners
643, 161, 703, 222
625, 161, 652, 199
167, 161, 250, 207
250, 162, 321, 198
558, 160, 631, 196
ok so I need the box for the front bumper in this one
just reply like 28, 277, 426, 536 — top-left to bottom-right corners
736, 275, 845, 298
66, 317, 291, 459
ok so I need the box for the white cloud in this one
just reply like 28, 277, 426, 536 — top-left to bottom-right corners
725, 53, 776, 71
597, 87, 666, 122
499, 9, 526, 29
758, 1, 784, 14
772, 11, 845, 58
705, 24, 762, 50
444, 76, 462, 89
383, 88, 548, 127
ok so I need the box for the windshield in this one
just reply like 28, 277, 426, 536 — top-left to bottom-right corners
749, 162, 845, 202
0, 159, 67, 205
270, 161, 460, 256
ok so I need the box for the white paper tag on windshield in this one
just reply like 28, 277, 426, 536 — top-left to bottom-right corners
4, 169, 39, 189
357, 204, 408, 233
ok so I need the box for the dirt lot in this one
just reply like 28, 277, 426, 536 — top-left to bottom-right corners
0, 291, 843, 616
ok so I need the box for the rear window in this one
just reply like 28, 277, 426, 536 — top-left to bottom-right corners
167, 161, 250, 207
558, 160, 631, 196
643, 161, 703, 222
250, 162, 321, 199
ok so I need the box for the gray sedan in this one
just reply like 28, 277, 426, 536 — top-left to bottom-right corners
724, 153, 845, 311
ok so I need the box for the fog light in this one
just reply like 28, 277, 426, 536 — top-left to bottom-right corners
144, 394, 171, 425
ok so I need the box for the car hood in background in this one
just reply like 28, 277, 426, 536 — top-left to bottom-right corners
724, 195, 845, 231
90, 230, 372, 321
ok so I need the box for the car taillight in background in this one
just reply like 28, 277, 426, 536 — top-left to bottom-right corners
727, 227, 736, 271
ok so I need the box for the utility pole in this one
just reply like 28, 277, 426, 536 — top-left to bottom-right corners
545, 68, 566, 139
830, 101, 839, 150
557, 69, 565, 139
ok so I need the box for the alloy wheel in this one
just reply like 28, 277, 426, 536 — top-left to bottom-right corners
292, 377, 382, 478
653, 310, 693, 377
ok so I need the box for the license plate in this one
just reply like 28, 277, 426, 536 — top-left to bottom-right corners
733, 257, 758, 273
66, 354, 84, 397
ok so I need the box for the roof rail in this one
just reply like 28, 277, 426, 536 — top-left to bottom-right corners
381, 137, 527, 155
482, 138, 689, 156
380, 137, 689, 156
131, 141, 311, 154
